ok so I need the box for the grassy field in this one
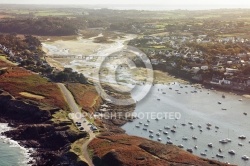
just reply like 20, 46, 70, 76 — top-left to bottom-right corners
66, 83, 102, 113
0, 60, 67, 109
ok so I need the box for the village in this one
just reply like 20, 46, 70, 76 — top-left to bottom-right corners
129, 33, 250, 92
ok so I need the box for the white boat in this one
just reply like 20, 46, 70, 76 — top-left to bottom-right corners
164, 126, 170, 130
239, 99, 243, 101
163, 131, 168, 135
149, 134, 154, 138
136, 125, 140, 128
178, 144, 184, 148
157, 138, 162, 141
173, 125, 177, 128
192, 136, 197, 140
198, 125, 202, 128
167, 136, 171, 139
200, 152, 206, 156
166, 140, 173, 144
139, 122, 142, 124
228, 150, 235, 155
238, 143, 243, 146
149, 130, 153, 133
219, 139, 228, 144
158, 129, 162, 132
188, 122, 193, 125
218, 101, 222, 104
238, 135, 246, 139
156, 132, 161, 136
226, 138, 232, 142
190, 125, 194, 129
194, 145, 198, 149
216, 154, 224, 158
147, 119, 150, 122
208, 143, 213, 148
144, 124, 149, 127
242, 155, 249, 160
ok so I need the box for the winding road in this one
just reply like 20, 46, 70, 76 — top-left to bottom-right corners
57, 83, 95, 166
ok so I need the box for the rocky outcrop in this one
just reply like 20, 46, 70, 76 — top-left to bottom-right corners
0, 90, 55, 124
4, 123, 88, 166
0, 89, 88, 166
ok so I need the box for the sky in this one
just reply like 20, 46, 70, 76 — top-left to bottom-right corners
0, 0, 250, 9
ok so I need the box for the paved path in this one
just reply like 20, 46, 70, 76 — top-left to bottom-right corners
57, 83, 95, 166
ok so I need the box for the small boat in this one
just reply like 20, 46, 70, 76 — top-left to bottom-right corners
228, 150, 235, 155
149, 130, 153, 133
143, 128, 147, 131
182, 137, 188, 141
163, 131, 168, 135
190, 125, 194, 129
221, 108, 227, 110
178, 144, 184, 148
162, 92, 166, 94
170, 129, 176, 133
226, 138, 232, 142
200, 152, 206, 156
216, 154, 224, 158
164, 126, 170, 130
206, 123, 212, 126
166, 140, 173, 144
167, 136, 171, 139
239, 99, 243, 101
155, 118, 159, 121
157, 99, 160, 101
158, 138, 162, 141
136, 125, 140, 128
173, 125, 177, 128
242, 155, 249, 160
198, 125, 202, 128
147, 119, 150, 122
206, 127, 211, 130
188, 122, 193, 125
243, 112, 247, 116
139, 122, 142, 124
187, 148, 193, 153
219, 148, 222, 153
219, 139, 228, 144
215, 126, 219, 129
238, 135, 246, 139
169, 87, 172, 90
156, 132, 161, 136
158, 129, 162, 132
181, 123, 186, 126
218, 101, 222, 104
222, 94, 225, 98
144, 124, 149, 127
208, 143, 213, 148
194, 145, 198, 149
192, 136, 197, 140
200, 129, 203, 132
149, 134, 154, 138
238, 143, 243, 146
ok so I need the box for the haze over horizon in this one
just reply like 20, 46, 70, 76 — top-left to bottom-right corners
0, 0, 250, 10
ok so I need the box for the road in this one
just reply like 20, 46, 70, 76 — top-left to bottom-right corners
57, 83, 95, 166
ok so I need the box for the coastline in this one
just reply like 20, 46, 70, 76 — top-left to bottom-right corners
0, 123, 34, 166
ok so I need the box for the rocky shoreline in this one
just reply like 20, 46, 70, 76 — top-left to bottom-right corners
0, 90, 88, 166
